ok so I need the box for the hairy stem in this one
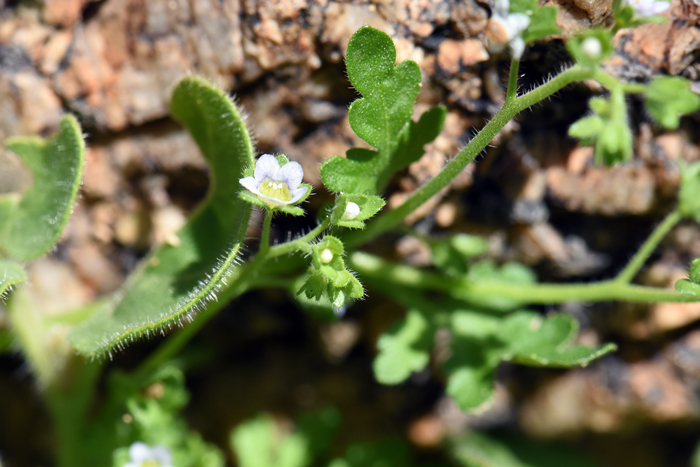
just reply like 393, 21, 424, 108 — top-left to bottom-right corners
346, 64, 595, 248
350, 251, 700, 304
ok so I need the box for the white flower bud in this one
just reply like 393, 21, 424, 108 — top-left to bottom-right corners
320, 248, 334, 264
341, 202, 361, 221
581, 37, 602, 59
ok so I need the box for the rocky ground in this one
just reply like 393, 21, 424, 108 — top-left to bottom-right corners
2, 0, 700, 466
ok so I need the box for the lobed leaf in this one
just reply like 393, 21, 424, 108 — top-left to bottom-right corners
445, 310, 615, 411
2, 115, 84, 261
68, 76, 254, 357
320, 27, 445, 195
373, 308, 433, 384
645, 76, 700, 130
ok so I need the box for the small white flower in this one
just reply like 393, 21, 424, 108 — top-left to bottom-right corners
625, 0, 670, 16
341, 202, 361, 221
485, 0, 531, 59
240, 154, 309, 208
124, 442, 173, 467
320, 248, 334, 264
581, 36, 603, 59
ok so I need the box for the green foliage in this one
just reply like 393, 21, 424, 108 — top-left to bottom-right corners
431, 234, 489, 277
462, 261, 537, 310
330, 194, 385, 229
111, 366, 224, 467
0, 259, 25, 298
510, 0, 560, 43
329, 439, 413, 467
298, 236, 363, 308
374, 308, 434, 384
566, 29, 614, 66
1, 115, 84, 261
452, 431, 601, 467
569, 91, 633, 165
644, 76, 700, 129
678, 161, 700, 221
231, 408, 341, 467
68, 76, 255, 357
320, 26, 445, 195
445, 310, 616, 410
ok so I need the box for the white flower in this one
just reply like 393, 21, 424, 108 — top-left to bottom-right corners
485, 0, 531, 60
239, 154, 309, 208
341, 202, 361, 221
625, 0, 670, 16
124, 442, 173, 467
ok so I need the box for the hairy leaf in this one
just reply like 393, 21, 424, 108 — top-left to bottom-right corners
2, 115, 84, 261
68, 76, 254, 357
320, 27, 445, 195
0, 259, 25, 298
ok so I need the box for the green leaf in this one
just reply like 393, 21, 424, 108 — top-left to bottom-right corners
566, 29, 614, 66
330, 194, 385, 229
0, 259, 25, 298
645, 76, 700, 129
678, 161, 700, 221
521, 6, 560, 43
320, 27, 445, 195
461, 261, 537, 310
445, 310, 615, 411
231, 415, 310, 467
568, 115, 604, 143
431, 234, 489, 277
374, 308, 433, 384
452, 431, 601, 467
0, 193, 19, 243
68, 76, 254, 357
2, 115, 84, 261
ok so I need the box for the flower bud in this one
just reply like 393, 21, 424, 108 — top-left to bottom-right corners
320, 248, 334, 264
581, 36, 602, 59
341, 201, 361, 221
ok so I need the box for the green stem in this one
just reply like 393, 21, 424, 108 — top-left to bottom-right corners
259, 210, 273, 255
593, 68, 647, 94
346, 64, 595, 249
349, 251, 700, 304
615, 209, 683, 284
506, 59, 520, 102
135, 215, 331, 377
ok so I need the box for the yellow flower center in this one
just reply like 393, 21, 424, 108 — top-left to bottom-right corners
259, 179, 292, 207
140, 461, 162, 467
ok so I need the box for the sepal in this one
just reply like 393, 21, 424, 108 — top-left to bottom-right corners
330, 194, 385, 229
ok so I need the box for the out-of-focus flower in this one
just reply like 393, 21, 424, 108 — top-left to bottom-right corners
239, 154, 309, 208
124, 442, 173, 467
485, 0, 531, 59
626, 0, 670, 17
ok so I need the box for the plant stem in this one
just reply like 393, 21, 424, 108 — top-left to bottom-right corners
135, 215, 331, 376
349, 251, 700, 304
346, 64, 595, 249
506, 59, 520, 102
259, 210, 273, 255
615, 209, 683, 284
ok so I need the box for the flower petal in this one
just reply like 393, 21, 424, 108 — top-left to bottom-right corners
278, 160, 304, 190
152, 445, 172, 465
510, 36, 526, 60
129, 442, 152, 463
506, 13, 530, 38
254, 154, 280, 181
239, 176, 259, 193
290, 185, 310, 203
494, 0, 510, 18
